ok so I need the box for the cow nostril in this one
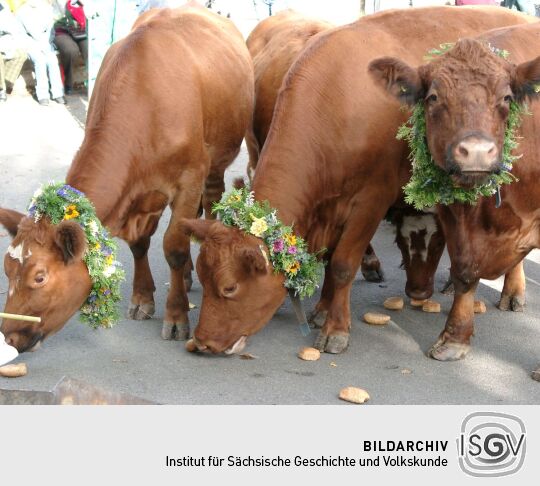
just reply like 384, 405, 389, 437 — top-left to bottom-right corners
488, 145, 496, 156
458, 145, 469, 157
5, 336, 14, 346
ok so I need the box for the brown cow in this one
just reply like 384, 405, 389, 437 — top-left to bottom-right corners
369, 22, 540, 361
0, 5, 254, 352
245, 10, 446, 289
180, 6, 530, 355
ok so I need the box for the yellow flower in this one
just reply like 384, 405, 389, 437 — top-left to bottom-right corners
249, 216, 268, 237
284, 233, 297, 246
285, 261, 301, 275
228, 194, 242, 203
94, 242, 101, 251
106, 255, 114, 266
64, 205, 79, 220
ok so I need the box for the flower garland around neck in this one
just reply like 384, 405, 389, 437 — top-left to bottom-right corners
398, 42, 527, 211
28, 182, 125, 329
212, 186, 324, 298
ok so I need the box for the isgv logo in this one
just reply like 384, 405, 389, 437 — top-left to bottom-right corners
457, 412, 526, 477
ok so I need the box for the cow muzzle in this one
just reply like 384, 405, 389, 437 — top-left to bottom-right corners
3, 329, 44, 353
448, 135, 500, 188
192, 334, 248, 355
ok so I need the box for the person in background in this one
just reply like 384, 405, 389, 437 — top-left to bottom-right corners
501, 0, 537, 16
0, 0, 27, 102
53, 0, 86, 95
16, 0, 65, 105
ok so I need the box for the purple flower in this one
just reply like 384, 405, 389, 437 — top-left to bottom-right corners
273, 239, 284, 253
58, 185, 84, 199
103, 289, 111, 296
101, 246, 113, 257
88, 294, 97, 303
288, 246, 297, 255
65, 185, 84, 196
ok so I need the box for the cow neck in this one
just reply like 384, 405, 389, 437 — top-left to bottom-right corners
252, 174, 309, 240
65, 151, 131, 233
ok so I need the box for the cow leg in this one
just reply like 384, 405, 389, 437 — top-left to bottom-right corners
184, 255, 194, 293
162, 185, 202, 341
314, 204, 387, 354
361, 243, 384, 282
308, 264, 334, 329
498, 260, 526, 312
429, 277, 478, 361
127, 236, 156, 320
202, 167, 226, 219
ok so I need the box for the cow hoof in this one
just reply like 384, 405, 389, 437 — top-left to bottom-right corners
313, 331, 349, 354
161, 321, 189, 341
531, 368, 540, 382
429, 340, 470, 361
325, 334, 349, 354
127, 302, 155, 320
498, 294, 525, 312
308, 309, 327, 329
362, 268, 385, 283
313, 331, 328, 351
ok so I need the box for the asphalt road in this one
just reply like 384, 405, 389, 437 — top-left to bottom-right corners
1, 88, 540, 405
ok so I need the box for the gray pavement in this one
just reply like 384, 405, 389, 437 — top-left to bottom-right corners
1, 88, 540, 405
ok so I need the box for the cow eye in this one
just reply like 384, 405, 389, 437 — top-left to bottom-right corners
33, 272, 48, 287
426, 93, 438, 103
222, 284, 238, 298
503, 94, 513, 103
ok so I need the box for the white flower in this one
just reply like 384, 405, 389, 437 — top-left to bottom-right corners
103, 265, 116, 278
88, 220, 99, 236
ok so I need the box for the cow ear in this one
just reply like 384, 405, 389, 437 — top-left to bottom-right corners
368, 57, 424, 106
513, 55, 540, 103
241, 246, 268, 275
0, 208, 25, 238
54, 220, 87, 264
178, 218, 216, 242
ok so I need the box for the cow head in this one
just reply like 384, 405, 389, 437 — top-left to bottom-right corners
387, 208, 445, 300
180, 219, 286, 354
0, 209, 92, 352
369, 39, 540, 188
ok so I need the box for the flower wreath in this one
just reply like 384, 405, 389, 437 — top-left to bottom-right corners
212, 187, 323, 298
28, 182, 125, 329
398, 43, 527, 210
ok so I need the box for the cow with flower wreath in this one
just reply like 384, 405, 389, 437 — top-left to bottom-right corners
0, 5, 253, 352
180, 6, 531, 356
369, 22, 540, 362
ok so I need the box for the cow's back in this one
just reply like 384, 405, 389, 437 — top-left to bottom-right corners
253, 6, 532, 244
246, 9, 308, 58
245, 12, 332, 172
85, 5, 253, 163
69, 4, 253, 231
